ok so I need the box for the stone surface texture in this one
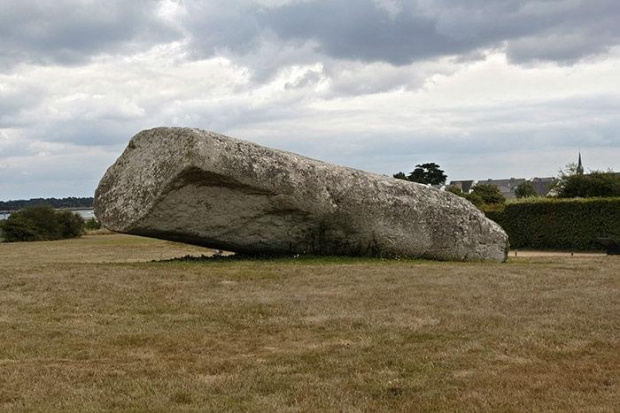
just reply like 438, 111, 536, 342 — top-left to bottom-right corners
95, 127, 508, 262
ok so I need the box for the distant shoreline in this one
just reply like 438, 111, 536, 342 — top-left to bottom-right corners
0, 197, 94, 213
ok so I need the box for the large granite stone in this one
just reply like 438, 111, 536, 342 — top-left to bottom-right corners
94, 127, 508, 261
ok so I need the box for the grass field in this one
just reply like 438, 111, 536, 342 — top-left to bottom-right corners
0, 234, 618, 412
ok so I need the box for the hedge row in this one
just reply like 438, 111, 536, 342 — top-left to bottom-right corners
484, 198, 620, 250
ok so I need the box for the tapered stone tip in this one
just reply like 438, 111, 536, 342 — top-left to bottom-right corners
95, 127, 508, 262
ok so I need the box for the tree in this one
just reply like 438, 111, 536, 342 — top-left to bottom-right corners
471, 183, 505, 205
57, 210, 86, 238
1, 205, 84, 242
0, 214, 42, 242
407, 163, 447, 185
445, 185, 463, 196
392, 172, 408, 181
445, 184, 485, 207
556, 171, 620, 198
464, 193, 484, 208
85, 218, 102, 230
515, 181, 538, 198
0, 197, 93, 211
552, 161, 620, 198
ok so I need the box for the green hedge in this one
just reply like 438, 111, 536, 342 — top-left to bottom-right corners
485, 198, 620, 250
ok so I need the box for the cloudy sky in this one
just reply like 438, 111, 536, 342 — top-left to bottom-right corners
1, 0, 619, 200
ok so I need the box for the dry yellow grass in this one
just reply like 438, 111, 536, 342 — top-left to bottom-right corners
0, 234, 618, 412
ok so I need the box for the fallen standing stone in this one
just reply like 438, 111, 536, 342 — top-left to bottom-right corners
95, 127, 508, 262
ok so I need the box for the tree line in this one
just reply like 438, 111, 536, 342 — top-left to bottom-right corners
0, 197, 94, 211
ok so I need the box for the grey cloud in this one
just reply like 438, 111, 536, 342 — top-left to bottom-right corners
182, 0, 620, 69
0, 0, 180, 68
0, 87, 42, 127
184, 0, 477, 65
285, 69, 323, 89
183, 1, 263, 58
323, 62, 433, 96
261, 1, 474, 64
506, 32, 615, 64
2, 0, 618, 72
418, 0, 620, 64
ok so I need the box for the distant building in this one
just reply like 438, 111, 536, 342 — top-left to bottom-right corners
443, 153, 603, 198
576, 152, 584, 175
448, 180, 475, 193
447, 177, 557, 197
530, 177, 557, 196
481, 178, 527, 199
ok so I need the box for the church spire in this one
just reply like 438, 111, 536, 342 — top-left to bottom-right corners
576, 151, 584, 175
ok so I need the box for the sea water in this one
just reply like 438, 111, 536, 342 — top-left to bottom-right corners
0, 209, 95, 221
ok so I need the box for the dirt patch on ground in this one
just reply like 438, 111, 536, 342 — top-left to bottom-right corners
509, 250, 607, 257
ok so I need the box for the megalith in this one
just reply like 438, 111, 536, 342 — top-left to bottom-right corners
94, 127, 508, 261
